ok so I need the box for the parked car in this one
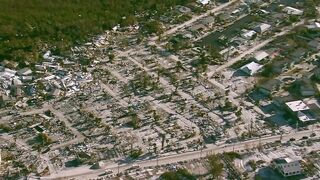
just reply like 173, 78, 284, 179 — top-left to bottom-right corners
289, 138, 295, 141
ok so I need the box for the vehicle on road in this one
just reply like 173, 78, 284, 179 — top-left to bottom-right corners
105, 170, 113, 175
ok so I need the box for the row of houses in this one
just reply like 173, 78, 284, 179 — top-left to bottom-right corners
241, 23, 272, 40
256, 70, 320, 123
240, 50, 270, 75
240, 34, 320, 77
237, 4, 308, 76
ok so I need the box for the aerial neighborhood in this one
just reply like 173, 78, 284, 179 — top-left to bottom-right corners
1, 0, 320, 179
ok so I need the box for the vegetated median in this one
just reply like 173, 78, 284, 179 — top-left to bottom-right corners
0, 0, 194, 66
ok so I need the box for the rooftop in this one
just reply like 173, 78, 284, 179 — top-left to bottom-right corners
283, 6, 303, 15
285, 100, 309, 112
259, 79, 281, 91
201, 16, 215, 25
297, 110, 316, 122
273, 157, 300, 164
240, 61, 263, 75
254, 23, 271, 32
241, 30, 257, 39
254, 51, 269, 61
198, 0, 210, 5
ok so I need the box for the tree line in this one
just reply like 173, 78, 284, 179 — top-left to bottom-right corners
0, 0, 194, 65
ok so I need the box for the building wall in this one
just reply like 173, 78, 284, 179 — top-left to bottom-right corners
276, 161, 301, 177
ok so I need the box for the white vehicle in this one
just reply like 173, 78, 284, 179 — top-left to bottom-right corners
128, 164, 140, 170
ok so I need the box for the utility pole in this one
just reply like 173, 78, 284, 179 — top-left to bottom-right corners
117, 163, 120, 175
225, 42, 231, 61
250, 119, 253, 137
258, 135, 262, 152
232, 142, 235, 152
251, 119, 253, 135
156, 154, 159, 167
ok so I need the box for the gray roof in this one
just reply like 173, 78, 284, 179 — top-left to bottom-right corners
201, 16, 215, 25
17, 68, 32, 76
308, 39, 320, 49
259, 79, 281, 91
189, 24, 206, 32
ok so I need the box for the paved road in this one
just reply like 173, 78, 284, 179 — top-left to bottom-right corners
39, 6, 308, 180
42, 128, 320, 179
207, 21, 305, 76
49, 108, 85, 150
151, 0, 240, 41
193, 13, 248, 42
201, 21, 306, 123
99, 80, 129, 107
125, 55, 201, 134
165, 48, 263, 125
0, 104, 51, 123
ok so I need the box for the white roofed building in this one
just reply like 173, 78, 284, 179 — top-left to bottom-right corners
198, 0, 210, 5
253, 51, 269, 62
285, 100, 309, 112
285, 100, 317, 122
240, 62, 263, 75
306, 21, 320, 29
241, 30, 257, 40
283, 7, 303, 15
254, 23, 271, 33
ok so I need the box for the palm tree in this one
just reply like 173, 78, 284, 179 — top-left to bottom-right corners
153, 110, 161, 122
108, 53, 115, 63
175, 61, 184, 73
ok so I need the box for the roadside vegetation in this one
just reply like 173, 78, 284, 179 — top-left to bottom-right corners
207, 154, 224, 177
160, 168, 196, 180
